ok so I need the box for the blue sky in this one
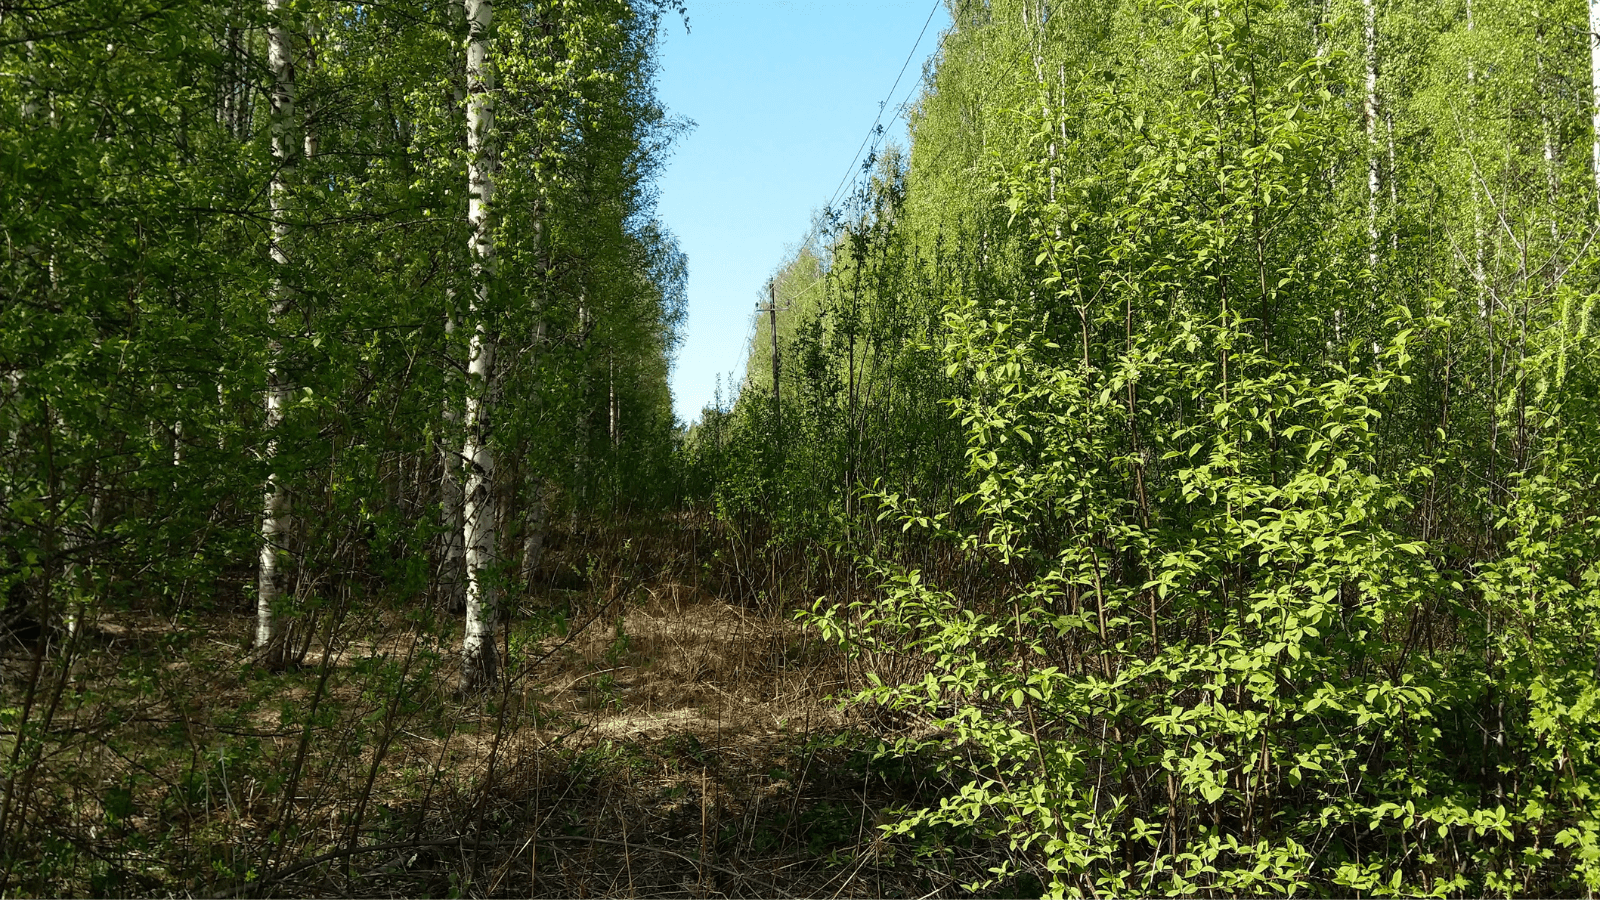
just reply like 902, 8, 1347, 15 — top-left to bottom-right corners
653, 0, 951, 425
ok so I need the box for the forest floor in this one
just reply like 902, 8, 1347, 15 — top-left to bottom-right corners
2, 518, 1020, 898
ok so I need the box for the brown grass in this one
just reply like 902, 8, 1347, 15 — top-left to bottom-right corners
0, 524, 1006, 899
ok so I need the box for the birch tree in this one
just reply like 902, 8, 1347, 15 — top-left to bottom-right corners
1364, 0, 1380, 269
257, 0, 297, 669
1590, 0, 1600, 214
458, 0, 500, 692
441, 68, 467, 613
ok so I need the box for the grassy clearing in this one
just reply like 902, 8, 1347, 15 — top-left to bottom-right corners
0, 517, 1023, 898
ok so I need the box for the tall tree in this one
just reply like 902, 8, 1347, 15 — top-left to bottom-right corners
458, 0, 500, 692
257, 0, 298, 669
1591, 0, 1600, 213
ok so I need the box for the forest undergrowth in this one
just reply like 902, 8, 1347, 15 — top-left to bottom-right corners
0, 514, 1026, 899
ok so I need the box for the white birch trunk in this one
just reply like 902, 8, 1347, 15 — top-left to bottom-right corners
458, 0, 499, 692
257, 0, 296, 668
439, 83, 467, 614
572, 298, 590, 530
1385, 111, 1399, 252
517, 308, 550, 590
1590, 0, 1600, 217
1539, 22, 1561, 245
440, 309, 467, 611
1363, 0, 1380, 271
1468, 0, 1487, 317
608, 355, 618, 447
303, 17, 319, 160
60, 482, 97, 640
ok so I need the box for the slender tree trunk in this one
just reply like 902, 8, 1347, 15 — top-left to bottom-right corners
573, 297, 591, 531
61, 477, 101, 640
229, 26, 252, 141
1590, 0, 1600, 217
520, 480, 546, 588
439, 77, 468, 613
1468, 0, 1487, 317
1363, 0, 1380, 271
257, 0, 297, 669
302, 16, 320, 160
440, 309, 467, 611
1538, 20, 1561, 247
217, 26, 238, 134
1385, 112, 1398, 206
458, 0, 500, 693
845, 274, 859, 520
608, 354, 618, 447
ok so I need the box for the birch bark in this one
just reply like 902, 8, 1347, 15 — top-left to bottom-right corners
1363, 0, 1380, 270
1468, 0, 1486, 315
1590, 0, 1600, 216
440, 81, 467, 613
1539, 20, 1560, 245
608, 354, 618, 447
257, 0, 296, 669
440, 311, 467, 611
458, 0, 500, 692
302, 17, 319, 160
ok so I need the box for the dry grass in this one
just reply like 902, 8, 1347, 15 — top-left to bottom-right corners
530, 588, 845, 735
0, 524, 1011, 899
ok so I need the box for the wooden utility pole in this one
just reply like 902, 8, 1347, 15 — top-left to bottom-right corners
758, 283, 785, 434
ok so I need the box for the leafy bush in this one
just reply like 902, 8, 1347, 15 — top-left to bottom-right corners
804, 0, 1600, 894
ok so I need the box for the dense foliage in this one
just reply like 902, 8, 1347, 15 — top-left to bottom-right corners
11, 0, 1600, 893
0, 0, 685, 652
0, 0, 686, 885
697, 0, 1600, 894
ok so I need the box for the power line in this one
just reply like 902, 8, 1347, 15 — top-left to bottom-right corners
817, 0, 943, 228
765, 20, 941, 343
778, 0, 943, 314
726, 0, 944, 406
733, 305, 759, 398
783, 70, 930, 314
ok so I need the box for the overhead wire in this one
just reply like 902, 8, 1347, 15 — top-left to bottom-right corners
729, 0, 940, 398
727, 0, 945, 405
776, 69, 932, 315
812, 0, 943, 241
732, 309, 759, 398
